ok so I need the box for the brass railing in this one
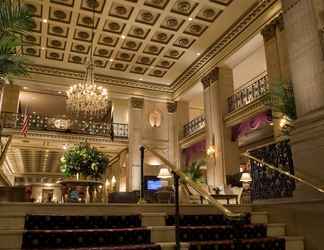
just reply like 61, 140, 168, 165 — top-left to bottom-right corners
183, 115, 206, 137
243, 152, 324, 194
228, 72, 269, 113
0, 112, 128, 139
143, 144, 240, 218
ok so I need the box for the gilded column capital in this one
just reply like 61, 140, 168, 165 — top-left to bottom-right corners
201, 67, 219, 89
261, 14, 284, 41
167, 102, 177, 113
130, 97, 144, 109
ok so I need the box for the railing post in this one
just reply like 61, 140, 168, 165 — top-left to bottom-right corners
138, 145, 146, 204
173, 171, 180, 250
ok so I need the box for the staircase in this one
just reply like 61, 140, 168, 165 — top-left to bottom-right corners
0, 207, 304, 250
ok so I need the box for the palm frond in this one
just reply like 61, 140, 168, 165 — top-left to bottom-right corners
0, 0, 33, 36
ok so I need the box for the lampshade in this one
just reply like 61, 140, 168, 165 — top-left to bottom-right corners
111, 176, 117, 184
157, 167, 172, 179
240, 172, 252, 183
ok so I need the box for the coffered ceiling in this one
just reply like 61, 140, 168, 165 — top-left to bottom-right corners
18, 0, 280, 99
20, 0, 260, 85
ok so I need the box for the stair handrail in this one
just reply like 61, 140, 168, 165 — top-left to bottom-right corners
243, 152, 324, 194
108, 147, 128, 166
143, 145, 241, 218
0, 135, 13, 185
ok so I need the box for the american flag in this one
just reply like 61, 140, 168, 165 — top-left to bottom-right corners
21, 107, 30, 137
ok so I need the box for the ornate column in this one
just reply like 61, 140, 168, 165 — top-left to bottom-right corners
282, 0, 324, 193
261, 14, 292, 137
128, 97, 144, 191
202, 67, 240, 188
167, 102, 177, 166
0, 84, 20, 113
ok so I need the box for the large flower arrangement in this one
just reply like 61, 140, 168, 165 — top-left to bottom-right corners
60, 142, 109, 179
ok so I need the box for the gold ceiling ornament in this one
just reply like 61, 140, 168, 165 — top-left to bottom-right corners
66, 1, 110, 120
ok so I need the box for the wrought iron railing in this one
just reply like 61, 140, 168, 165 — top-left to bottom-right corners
246, 140, 296, 201
0, 112, 128, 139
183, 115, 206, 137
228, 72, 269, 113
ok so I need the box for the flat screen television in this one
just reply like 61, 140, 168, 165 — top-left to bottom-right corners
147, 180, 162, 191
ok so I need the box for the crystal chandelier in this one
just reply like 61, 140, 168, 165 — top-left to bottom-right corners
66, 2, 110, 120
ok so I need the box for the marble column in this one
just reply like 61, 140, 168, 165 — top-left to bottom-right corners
261, 14, 292, 137
167, 102, 177, 167
127, 97, 144, 191
202, 67, 240, 188
0, 84, 20, 113
282, 0, 324, 195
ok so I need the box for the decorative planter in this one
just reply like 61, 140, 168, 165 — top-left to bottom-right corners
58, 179, 104, 203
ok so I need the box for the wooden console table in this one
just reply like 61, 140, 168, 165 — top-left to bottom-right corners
212, 194, 239, 205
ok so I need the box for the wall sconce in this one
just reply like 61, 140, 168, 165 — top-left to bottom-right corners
207, 134, 217, 158
149, 110, 162, 128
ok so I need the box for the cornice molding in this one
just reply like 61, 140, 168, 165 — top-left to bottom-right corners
25, 64, 173, 93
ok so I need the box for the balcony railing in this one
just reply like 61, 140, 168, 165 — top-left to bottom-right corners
0, 112, 128, 139
183, 115, 206, 138
228, 72, 269, 113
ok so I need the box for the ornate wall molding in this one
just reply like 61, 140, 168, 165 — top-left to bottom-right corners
130, 97, 144, 109
201, 67, 219, 89
261, 13, 284, 41
167, 102, 177, 113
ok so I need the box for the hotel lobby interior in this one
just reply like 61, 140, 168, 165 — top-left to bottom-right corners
0, 0, 324, 249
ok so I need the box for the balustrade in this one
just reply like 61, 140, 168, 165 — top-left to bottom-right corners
0, 112, 128, 139
183, 115, 206, 138
228, 73, 269, 113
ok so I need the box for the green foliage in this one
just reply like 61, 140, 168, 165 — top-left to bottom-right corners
183, 159, 206, 183
0, 0, 33, 78
60, 142, 109, 179
264, 81, 297, 120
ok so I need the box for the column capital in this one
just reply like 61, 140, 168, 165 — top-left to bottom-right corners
201, 67, 219, 89
261, 14, 284, 41
130, 97, 144, 109
167, 102, 177, 113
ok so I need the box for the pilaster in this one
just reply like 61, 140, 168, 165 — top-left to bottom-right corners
0, 85, 21, 113
127, 97, 144, 191
202, 67, 240, 188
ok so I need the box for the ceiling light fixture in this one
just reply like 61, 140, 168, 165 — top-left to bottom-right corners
121, 35, 126, 39
66, 3, 113, 123
42, 19, 48, 23
196, 52, 201, 56
188, 17, 193, 21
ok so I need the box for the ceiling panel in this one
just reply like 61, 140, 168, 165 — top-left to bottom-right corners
21, 0, 238, 85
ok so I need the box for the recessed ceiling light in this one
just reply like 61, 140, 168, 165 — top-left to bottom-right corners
121, 35, 126, 39
58, 91, 62, 94
41, 47, 45, 50
188, 17, 193, 21
196, 52, 201, 56
109, 58, 114, 62
139, 78, 143, 81
42, 19, 48, 23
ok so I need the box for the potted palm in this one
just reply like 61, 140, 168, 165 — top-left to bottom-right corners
0, 0, 33, 81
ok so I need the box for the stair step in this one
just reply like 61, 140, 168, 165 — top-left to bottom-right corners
284, 236, 305, 250
22, 244, 162, 250
267, 223, 286, 237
